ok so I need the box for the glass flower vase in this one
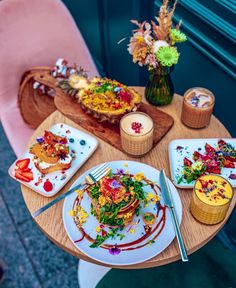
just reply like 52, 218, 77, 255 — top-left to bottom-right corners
145, 66, 174, 106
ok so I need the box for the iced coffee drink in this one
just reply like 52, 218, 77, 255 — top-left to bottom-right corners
181, 87, 215, 128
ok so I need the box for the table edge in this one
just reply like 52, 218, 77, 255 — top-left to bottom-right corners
20, 92, 234, 268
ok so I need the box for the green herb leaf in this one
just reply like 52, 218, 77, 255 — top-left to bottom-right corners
89, 185, 100, 200
90, 234, 109, 248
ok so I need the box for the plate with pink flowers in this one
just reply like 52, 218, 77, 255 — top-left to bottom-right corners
63, 160, 182, 266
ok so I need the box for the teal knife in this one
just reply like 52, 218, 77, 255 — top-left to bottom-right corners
159, 170, 189, 262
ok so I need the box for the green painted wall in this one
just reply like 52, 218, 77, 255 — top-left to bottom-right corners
62, 0, 235, 136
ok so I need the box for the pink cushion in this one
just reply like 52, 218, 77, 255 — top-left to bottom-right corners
0, 0, 99, 155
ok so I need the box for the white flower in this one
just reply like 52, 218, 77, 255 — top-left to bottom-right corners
153, 40, 169, 53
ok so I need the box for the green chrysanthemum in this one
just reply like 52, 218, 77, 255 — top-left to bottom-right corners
156, 46, 179, 67
170, 29, 187, 44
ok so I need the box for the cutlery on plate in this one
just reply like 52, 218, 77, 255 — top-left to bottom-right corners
32, 163, 111, 218
159, 169, 189, 262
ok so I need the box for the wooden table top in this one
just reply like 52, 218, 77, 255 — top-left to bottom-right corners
21, 87, 235, 269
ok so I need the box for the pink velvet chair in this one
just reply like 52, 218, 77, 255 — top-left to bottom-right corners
0, 0, 99, 157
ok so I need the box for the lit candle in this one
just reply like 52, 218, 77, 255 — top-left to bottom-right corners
120, 112, 154, 157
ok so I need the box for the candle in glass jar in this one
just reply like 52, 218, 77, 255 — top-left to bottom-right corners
181, 87, 215, 128
120, 112, 154, 157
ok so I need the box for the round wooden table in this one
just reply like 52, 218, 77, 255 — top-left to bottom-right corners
21, 88, 235, 268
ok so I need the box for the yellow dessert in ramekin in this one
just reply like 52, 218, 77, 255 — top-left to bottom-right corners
190, 174, 233, 224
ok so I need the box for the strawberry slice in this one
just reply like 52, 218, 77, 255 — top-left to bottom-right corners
15, 169, 33, 182
21, 171, 33, 181
223, 159, 235, 168
184, 157, 192, 167
21, 167, 31, 172
201, 155, 212, 162
15, 171, 31, 182
206, 166, 221, 174
193, 151, 203, 161
225, 156, 236, 163
16, 158, 30, 171
218, 139, 226, 148
205, 143, 216, 153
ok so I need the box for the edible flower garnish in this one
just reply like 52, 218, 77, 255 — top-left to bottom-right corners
114, 87, 122, 93
69, 210, 77, 217
98, 195, 106, 207
131, 122, 143, 134
109, 245, 121, 255
71, 206, 88, 227
110, 179, 122, 189
59, 152, 68, 160
146, 193, 160, 203
130, 228, 135, 234
75, 189, 83, 198
116, 168, 125, 175
96, 226, 101, 233
134, 172, 145, 182
36, 137, 44, 143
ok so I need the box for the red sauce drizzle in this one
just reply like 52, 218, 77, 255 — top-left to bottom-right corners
73, 176, 167, 252
74, 231, 85, 243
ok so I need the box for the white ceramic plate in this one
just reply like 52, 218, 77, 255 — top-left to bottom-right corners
169, 138, 236, 189
8, 123, 98, 197
63, 160, 182, 266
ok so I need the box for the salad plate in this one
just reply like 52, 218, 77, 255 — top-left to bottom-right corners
169, 138, 236, 189
63, 160, 182, 266
8, 123, 98, 197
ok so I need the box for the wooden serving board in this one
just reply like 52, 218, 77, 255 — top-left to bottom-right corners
54, 91, 174, 153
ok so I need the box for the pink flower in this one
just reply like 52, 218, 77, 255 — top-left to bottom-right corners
145, 54, 158, 69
